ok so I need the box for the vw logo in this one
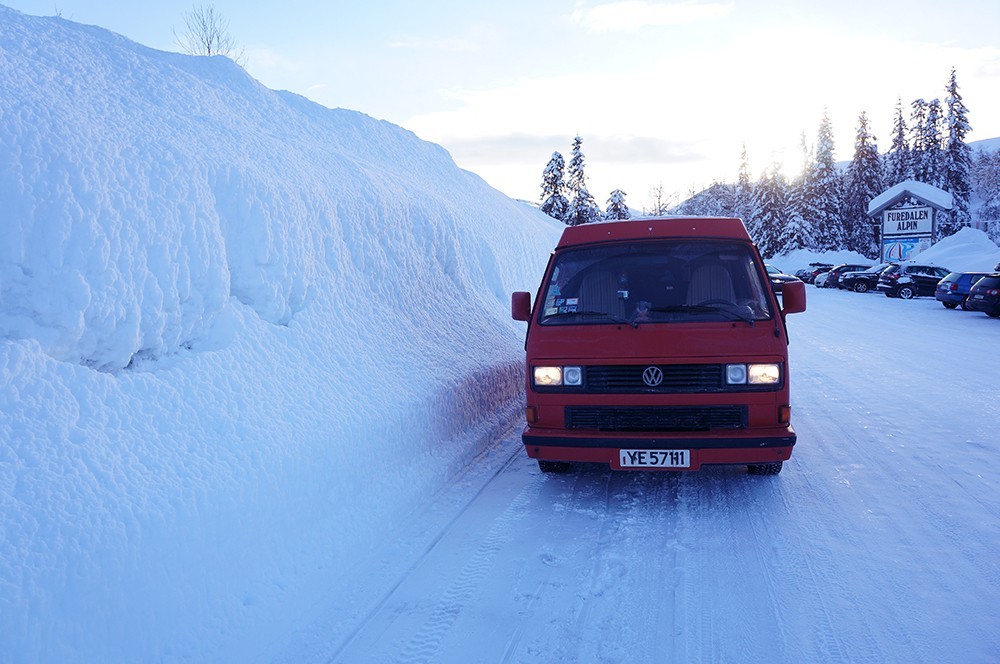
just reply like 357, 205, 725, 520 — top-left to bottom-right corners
642, 366, 663, 387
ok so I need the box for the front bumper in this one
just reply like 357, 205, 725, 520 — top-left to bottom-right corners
522, 426, 795, 470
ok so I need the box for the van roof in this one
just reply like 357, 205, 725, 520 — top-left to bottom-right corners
556, 216, 752, 249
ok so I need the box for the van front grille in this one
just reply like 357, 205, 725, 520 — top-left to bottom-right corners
565, 406, 746, 432
586, 364, 723, 392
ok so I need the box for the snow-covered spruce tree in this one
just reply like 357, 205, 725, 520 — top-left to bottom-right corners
565, 135, 602, 225
750, 163, 786, 257
911, 98, 945, 187
778, 190, 811, 255
844, 111, 883, 257
605, 189, 631, 220
884, 98, 911, 186
801, 112, 845, 251
784, 175, 813, 254
973, 148, 1000, 242
539, 151, 570, 221
734, 144, 756, 224
908, 98, 928, 177
942, 67, 973, 235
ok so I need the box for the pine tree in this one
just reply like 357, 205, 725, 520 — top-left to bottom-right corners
750, 163, 786, 258
924, 99, 945, 186
779, 190, 811, 255
605, 189, 631, 220
941, 67, 974, 235
973, 148, 1000, 242
885, 98, 911, 186
912, 98, 945, 186
565, 136, 602, 225
801, 112, 845, 251
734, 144, 755, 224
539, 151, 570, 221
844, 111, 884, 257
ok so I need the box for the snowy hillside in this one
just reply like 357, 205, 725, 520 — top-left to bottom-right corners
0, 6, 560, 661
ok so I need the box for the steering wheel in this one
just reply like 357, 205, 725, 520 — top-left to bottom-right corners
696, 299, 734, 307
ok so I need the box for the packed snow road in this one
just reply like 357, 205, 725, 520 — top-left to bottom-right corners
282, 288, 999, 664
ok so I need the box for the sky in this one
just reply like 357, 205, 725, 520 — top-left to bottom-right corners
5, 0, 1000, 210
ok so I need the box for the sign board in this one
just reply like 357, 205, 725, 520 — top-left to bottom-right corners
883, 237, 932, 262
882, 206, 933, 237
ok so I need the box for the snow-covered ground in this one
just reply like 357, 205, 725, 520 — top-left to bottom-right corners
280, 287, 1000, 664
2, 5, 999, 663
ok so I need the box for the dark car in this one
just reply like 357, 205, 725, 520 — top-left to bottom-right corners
798, 262, 833, 284
965, 273, 1000, 317
819, 263, 873, 288
934, 271, 990, 309
877, 262, 951, 299
765, 264, 802, 293
840, 262, 895, 292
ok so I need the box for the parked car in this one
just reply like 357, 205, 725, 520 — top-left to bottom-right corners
965, 273, 1000, 317
819, 263, 873, 288
934, 271, 990, 309
798, 262, 833, 284
877, 262, 952, 299
840, 263, 895, 292
813, 271, 832, 287
765, 264, 802, 293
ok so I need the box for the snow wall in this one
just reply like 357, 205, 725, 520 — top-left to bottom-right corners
0, 6, 561, 661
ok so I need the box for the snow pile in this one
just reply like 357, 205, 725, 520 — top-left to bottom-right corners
766, 248, 873, 274
0, 6, 560, 661
915, 226, 1000, 272
770, 228, 1000, 275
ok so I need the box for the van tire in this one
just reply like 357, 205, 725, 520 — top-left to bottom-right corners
537, 460, 571, 473
747, 461, 783, 475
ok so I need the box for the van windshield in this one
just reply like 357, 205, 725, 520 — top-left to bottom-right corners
539, 240, 773, 326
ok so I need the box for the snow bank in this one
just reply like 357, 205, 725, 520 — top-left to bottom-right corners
915, 226, 1000, 272
766, 248, 873, 274
0, 6, 560, 661
769, 229, 1000, 275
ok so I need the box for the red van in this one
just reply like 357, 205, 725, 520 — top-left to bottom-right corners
511, 217, 806, 474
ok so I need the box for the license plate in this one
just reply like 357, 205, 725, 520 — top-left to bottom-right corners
619, 449, 690, 468
973, 294, 984, 299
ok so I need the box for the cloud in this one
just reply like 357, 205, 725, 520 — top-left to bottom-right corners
570, 0, 734, 32
437, 133, 705, 165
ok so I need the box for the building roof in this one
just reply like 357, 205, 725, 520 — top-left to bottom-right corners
867, 181, 953, 216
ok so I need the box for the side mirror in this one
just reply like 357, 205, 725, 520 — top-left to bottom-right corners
511, 292, 532, 321
781, 280, 806, 315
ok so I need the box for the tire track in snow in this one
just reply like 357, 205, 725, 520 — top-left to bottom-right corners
537, 470, 683, 663
390, 477, 542, 664
321, 433, 524, 664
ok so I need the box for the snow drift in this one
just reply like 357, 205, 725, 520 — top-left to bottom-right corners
0, 6, 560, 661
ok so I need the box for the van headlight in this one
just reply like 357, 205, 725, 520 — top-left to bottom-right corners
726, 363, 780, 385
533, 366, 582, 387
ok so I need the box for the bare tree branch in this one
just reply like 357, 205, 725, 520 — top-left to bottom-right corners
173, 4, 246, 66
